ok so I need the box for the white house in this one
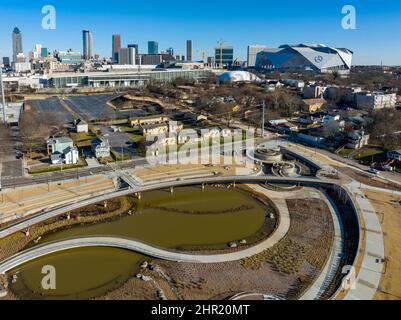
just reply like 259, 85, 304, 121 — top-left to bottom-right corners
64, 147, 79, 164
47, 137, 79, 165
91, 138, 111, 159
346, 130, 370, 150
75, 119, 89, 133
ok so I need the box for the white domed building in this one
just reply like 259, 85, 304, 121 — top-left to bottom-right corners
218, 71, 261, 84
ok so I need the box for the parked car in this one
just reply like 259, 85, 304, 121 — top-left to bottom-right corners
368, 168, 380, 175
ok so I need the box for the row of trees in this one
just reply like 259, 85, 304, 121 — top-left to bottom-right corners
193, 84, 303, 127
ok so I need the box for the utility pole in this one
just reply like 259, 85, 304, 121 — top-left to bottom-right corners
0, 65, 7, 125
217, 40, 225, 70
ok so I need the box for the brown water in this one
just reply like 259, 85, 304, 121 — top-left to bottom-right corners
9, 186, 271, 300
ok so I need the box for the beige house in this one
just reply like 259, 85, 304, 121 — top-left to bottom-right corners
169, 121, 184, 133
302, 99, 326, 113
140, 123, 169, 136
131, 115, 170, 127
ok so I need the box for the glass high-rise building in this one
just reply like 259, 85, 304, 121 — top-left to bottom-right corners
112, 34, 121, 63
215, 46, 234, 67
41, 48, 49, 58
2, 57, 10, 68
82, 30, 93, 60
148, 41, 158, 54
186, 40, 192, 61
12, 27, 23, 63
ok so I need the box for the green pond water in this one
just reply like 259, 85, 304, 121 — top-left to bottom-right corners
9, 186, 272, 300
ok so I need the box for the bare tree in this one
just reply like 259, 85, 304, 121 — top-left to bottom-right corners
20, 112, 48, 157
0, 124, 12, 160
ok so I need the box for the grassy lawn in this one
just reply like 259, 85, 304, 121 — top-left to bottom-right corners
337, 147, 354, 158
131, 134, 144, 141
111, 150, 131, 161
69, 132, 96, 141
353, 147, 386, 162
29, 160, 87, 174
119, 124, 135, 133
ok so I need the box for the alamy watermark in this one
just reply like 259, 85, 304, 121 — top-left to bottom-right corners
42, 5, 56, 30
41, 265, 56, 290
342, 5, 357, 30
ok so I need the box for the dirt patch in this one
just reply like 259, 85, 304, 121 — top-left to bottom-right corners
363, 189, 401, 300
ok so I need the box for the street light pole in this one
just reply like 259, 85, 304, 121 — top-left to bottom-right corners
262, 100, 265, 138
0, 65, 7, 125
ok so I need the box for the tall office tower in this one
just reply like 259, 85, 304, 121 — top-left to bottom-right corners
247, 45, 267, 67
2, 57, 10, 68
34, 44, 43, 59
186, 40, 192, 61
41, 47, 49, 58
148, 41, 158, 54
82, 30, 93, 60
215, 45, 234, 67
112, 34, 121, 63
12, 27, 23, 63
166, 47, 174, 56
119, 47, 136, 65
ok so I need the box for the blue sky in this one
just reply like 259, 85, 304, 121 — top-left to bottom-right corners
1, 0, 401, 65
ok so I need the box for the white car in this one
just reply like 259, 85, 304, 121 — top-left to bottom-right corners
368, 168, 380, 175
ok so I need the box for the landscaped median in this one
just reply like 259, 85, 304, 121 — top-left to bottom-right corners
28, 159, 88, 175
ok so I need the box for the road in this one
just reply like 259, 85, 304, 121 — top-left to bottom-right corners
0, 139, 256, 189
284, 136, 401, 184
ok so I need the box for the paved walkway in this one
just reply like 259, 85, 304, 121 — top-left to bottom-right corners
0, 176, 115, 224
343, 181, 385, 300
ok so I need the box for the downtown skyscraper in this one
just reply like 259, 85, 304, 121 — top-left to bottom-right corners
148, 41, 158, 54
12, 27, 23, 63
186, 40, 192, 61
112, 34, 121, 63
82, 30, 93, 60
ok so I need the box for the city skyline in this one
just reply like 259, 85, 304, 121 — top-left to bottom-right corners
0, 0, 401, 65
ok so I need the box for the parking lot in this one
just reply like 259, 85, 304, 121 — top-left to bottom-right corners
27, 97, 74, 124
66, 94, 143, 121
97, 125, 137, 158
